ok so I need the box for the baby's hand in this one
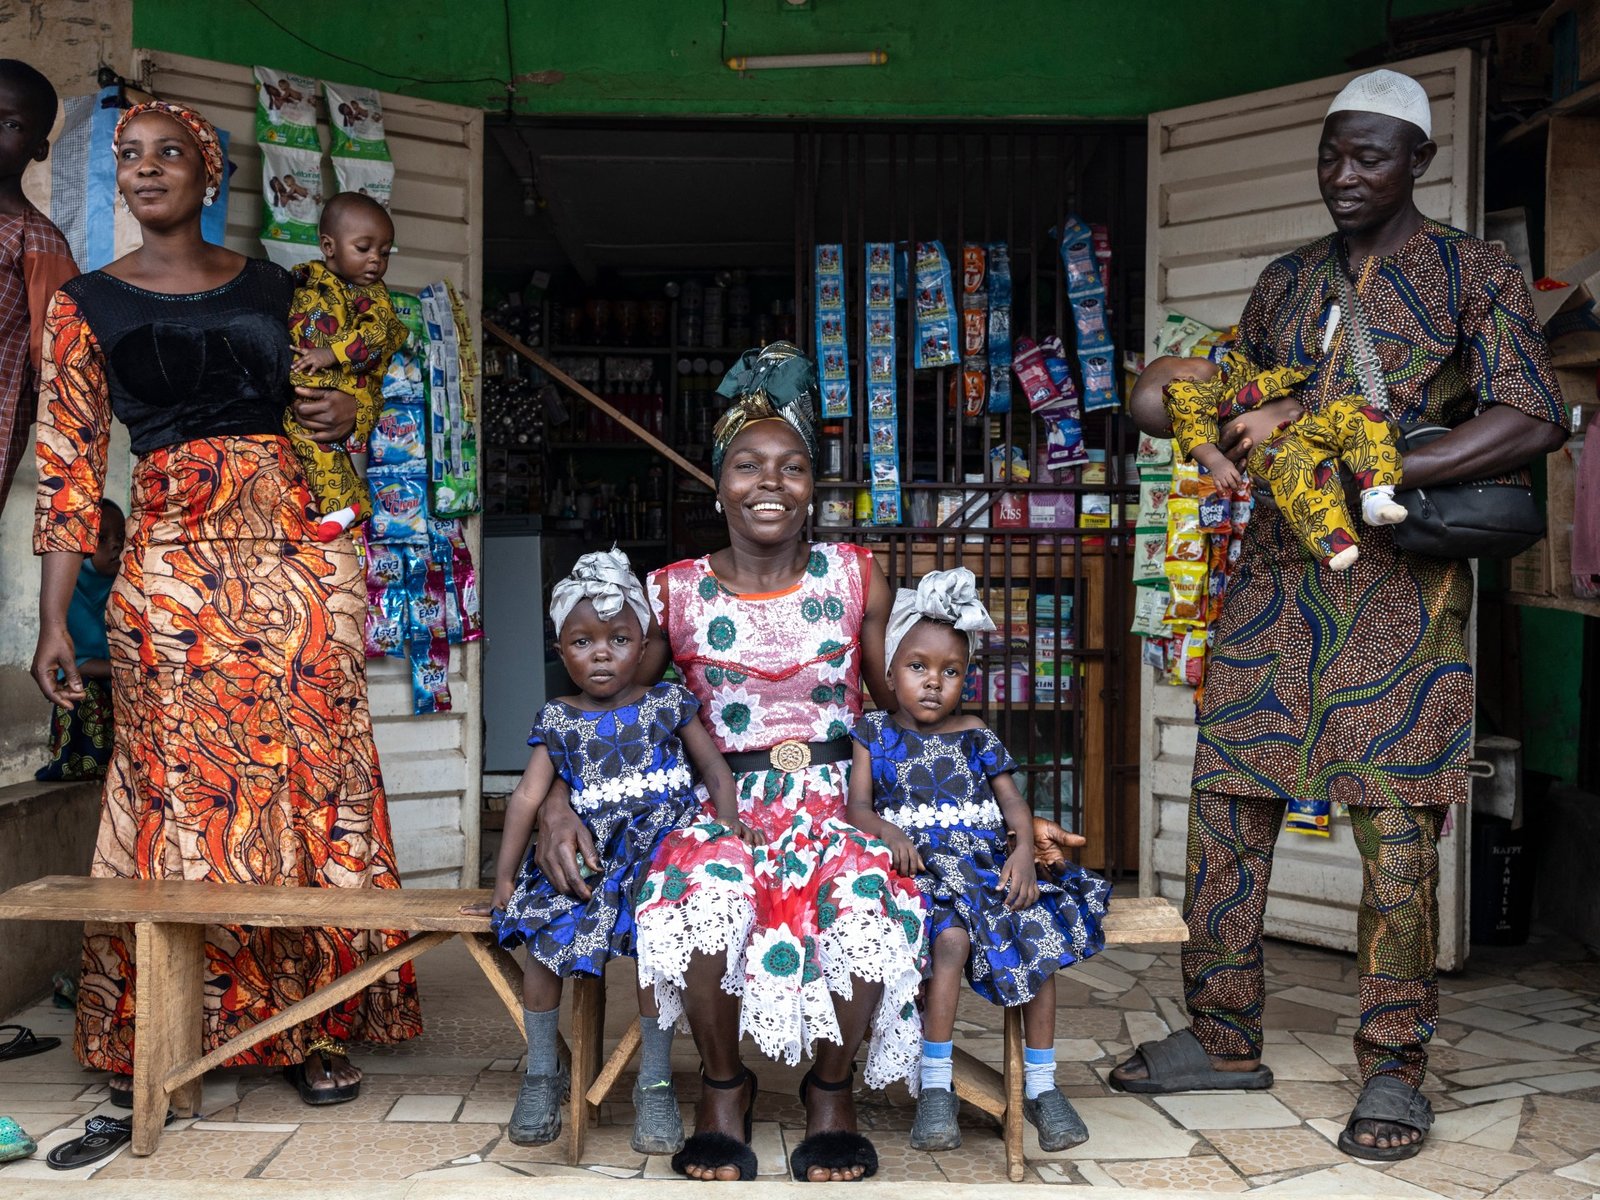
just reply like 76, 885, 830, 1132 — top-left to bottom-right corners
720, 815, 767, 850
882, 827, 925, 878
998, 847, 1040, 911
292, 346, 338, 374
1192, 444, 1244, 492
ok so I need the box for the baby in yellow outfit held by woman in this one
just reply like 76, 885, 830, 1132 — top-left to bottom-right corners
285, 191, 408, 541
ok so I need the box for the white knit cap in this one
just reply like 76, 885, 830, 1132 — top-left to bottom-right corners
1325, 69, 1432, 138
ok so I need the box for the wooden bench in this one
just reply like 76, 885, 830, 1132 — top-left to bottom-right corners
0, 876, 1186, 1177
0, 875, 528, 1157
571, 893, 1190, 1180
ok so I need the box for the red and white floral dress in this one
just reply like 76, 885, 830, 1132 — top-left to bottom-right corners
634, 543, 925, 1090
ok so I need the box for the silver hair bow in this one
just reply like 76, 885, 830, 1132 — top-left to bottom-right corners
884, 567, 996, 671
549, 546, 652, 636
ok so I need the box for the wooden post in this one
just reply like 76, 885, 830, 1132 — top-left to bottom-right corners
1002, 1005, 1026, 1182
132, 921, 204, 1156
567, 973, 607, 1165
462, 933, 528, 1035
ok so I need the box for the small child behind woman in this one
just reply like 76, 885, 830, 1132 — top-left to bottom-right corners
846, 568, 1112, 1152
466, 547, 755, 1156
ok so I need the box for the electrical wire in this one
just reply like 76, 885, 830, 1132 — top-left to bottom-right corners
240, 0, 509, 87
721, 0, 730, 68
503, 0, 517, 114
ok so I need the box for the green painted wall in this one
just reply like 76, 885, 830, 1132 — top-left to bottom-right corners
1521, 608, 1585, 784
135, 0, 1453, 120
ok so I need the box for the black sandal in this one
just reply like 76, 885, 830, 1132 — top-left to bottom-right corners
0, 1024, 61, 1061
46, 1112, 171, 1171
1337, 1075, 1433, 1162
107, 1074, 133, 1110
283, 1036, 361, 1106
790, 1067, 878, 1182
669, 1068, 758, 1181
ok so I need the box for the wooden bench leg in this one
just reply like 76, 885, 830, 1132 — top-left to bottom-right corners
132, 920, 204, 1156
568, 974, 606, 1166
1002, 1005, 1025, 1183
462, 933, 528, 1035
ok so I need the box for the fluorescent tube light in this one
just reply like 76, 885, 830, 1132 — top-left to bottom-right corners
726, 51, 888, 70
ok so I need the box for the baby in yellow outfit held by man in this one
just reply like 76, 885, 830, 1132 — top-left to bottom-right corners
1162, 349, 1407, 570
285, 191, 408, 541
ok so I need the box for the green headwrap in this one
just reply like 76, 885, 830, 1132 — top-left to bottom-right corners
710, 341, 821, 480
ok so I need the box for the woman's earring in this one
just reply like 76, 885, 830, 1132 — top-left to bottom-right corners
203, 185, 217, 207
714, 499, 722, 514
807, 503, 814, 516
115, 192, 129, 214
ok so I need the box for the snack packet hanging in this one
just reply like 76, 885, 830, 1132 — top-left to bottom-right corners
815, 243, 851, 417
1012, 337, 1059, 411
1286, 798, 1332, 836
1131, 582, 1170, 637
1136, 430, 1174, 467
1138, 473, 1174, 528
986, 243, 1013, 413
1165, 497, 1205, 562
913, 241, 958, 368
259, 144, 323, 269
1038, 335, 1081, 412
1133, 528, 1169, 583
368, 472, 429, 543
1171, 459, 1204, 497
1044, 413, 1089, 470
324, 80, 390, 159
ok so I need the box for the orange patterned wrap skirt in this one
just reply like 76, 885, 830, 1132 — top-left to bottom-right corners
73, 434, 422, 1072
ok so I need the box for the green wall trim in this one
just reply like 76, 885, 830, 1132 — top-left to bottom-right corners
134, 0, 1459, 121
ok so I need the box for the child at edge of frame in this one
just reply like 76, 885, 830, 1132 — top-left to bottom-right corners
845, 566, 1113, 1154
461, 546, 759, 1156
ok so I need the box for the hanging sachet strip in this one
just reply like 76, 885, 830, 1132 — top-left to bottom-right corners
1057, 215, 1119, 412
987, 243, 1013, 414
864, 241, 901, 524
815, 244, 851, 418
322, 80, 395, 211
960, 244, 988, 416
913, 240, 958, 369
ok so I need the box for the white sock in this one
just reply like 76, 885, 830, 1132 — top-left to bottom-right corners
319, 505, 359, 532
1023, 1045, 1055, 1100
920, 1040, 953, 1092
1361, 486, 1407, 526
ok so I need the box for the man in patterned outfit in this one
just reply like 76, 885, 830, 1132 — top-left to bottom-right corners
1115, 70, 1569, 1161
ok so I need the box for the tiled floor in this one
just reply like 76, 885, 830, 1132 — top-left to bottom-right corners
2, 927, 1598, 1194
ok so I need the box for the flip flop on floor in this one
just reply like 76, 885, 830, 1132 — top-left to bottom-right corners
46, 1113, 172, 1171
0, 1025, 61, 1062
789, 1069, 878, 1182
669, 1068, 758, 1181
1336, 1075, 1432, 1162
0, 1116, 37, 1163
1108, 1028, 1274, 1094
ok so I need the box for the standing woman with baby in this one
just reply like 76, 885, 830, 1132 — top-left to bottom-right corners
30, 100, 420, 1110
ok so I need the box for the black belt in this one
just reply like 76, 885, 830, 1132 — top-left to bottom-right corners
725, 737, 852, 775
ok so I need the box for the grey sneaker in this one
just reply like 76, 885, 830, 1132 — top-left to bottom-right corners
631, 1078, 685, 1154
1023, 1087, 1088, 1151
909, 1086, 962, 1150
509, 1066, 568, 1146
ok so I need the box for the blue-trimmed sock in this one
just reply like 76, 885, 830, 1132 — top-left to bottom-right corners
1024, 1045, 1055, 1100
920, 1039, 954, 1092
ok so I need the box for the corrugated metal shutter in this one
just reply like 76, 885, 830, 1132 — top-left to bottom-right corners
134, 49, 486, 889
1139, 49, 1481, 970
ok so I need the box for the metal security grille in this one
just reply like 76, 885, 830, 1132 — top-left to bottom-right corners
794, 125, 1145, 873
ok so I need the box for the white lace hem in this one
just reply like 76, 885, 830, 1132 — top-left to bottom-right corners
634, 884, 754, 1032
818, 908, 925, 1094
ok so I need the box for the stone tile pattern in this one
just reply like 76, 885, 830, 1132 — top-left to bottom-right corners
0, 928, 1596, 1190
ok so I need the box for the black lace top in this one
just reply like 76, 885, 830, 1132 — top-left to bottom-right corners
60, 258, 295, 456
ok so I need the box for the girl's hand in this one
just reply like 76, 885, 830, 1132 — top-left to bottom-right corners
999, 847, 1040, 911
459, 877, 514, 916
720, 815, 767, 849
882, 827, 925, 878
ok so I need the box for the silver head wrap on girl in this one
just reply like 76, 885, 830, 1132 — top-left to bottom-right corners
549, 546, 652, 636
884, 567, 996, 671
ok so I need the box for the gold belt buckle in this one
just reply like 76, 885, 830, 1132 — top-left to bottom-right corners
769, 739, 812, 773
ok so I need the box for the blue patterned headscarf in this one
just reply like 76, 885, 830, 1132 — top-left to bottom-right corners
710, 341, 820, 480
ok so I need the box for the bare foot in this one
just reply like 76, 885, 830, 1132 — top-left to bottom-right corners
803, 1076, 867, 1182
1110, 1050, 1260, 1088
1350, 1118, 1422, 1153
682, 1072, 753, 1182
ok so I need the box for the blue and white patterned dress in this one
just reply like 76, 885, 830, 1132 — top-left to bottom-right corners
493, 682, 702, 977
851, 711, 1112, 1006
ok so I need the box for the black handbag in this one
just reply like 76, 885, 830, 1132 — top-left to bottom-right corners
1336, 262, 1547, 560
1389, 423, 1546, 559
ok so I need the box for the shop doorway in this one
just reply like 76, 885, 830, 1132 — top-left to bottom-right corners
481, 119, 1147, 874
